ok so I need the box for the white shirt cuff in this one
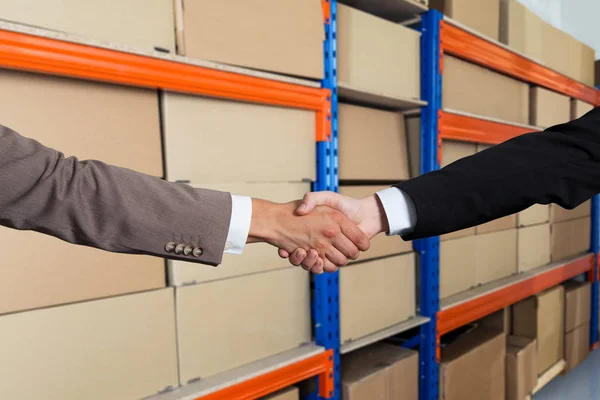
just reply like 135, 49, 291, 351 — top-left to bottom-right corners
224, 195, 252, 255
375, 188, 417, 236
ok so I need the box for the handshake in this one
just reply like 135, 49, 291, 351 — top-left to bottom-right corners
248, 191, 389, 274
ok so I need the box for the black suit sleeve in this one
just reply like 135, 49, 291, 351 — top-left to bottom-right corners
396, 106, 600, 240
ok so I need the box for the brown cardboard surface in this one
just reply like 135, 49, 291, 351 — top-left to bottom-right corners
500, 0, 544, 63
571, 99, 595, 120
550, 200, 592, 223
340, 254, 416, 342
512, 286, 565, 374
550, 218, 591, 262
440, 328, 506, 400
0, 0, 175, 52
0, 289, 178, 400
518, 205, 550, 227
440, 140, 477, 240
339, 104, 409, 180
475, 229, 518, 285
338, 4, 420, 99
517, 224, 551, 273
480, 307, 512, 335
564, 322, 590, 373
0, 69, 162, 177
169, 182, 311, 286
406, 114, 421, 179
0, 227, 165, 315
340, 186, 413, 260
341, 343, 418, 400
506, 336, 538, 400
430, 0, 500, 40
564, 281, 591, 333
262, 386, 299, 400
440, 235, 477, 299
176, 0, 323, 79
443, 55, 529, 124
162, 92, 315, 183
176, 268, 311, 383
530, 87, 571, 128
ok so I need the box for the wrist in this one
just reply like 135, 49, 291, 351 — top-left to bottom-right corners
248, 199, 292, 245
360, 194, 389, 237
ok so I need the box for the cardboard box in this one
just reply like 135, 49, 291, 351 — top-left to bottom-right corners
506, 336, 538, 400
480, 307, 512, 335
443, 56, 529, 125
475, 229, 518, 285
0, 69, 162, 177
340, 254, 416, 343
338, 4, 420, 99
440, 235, 477, 298
169, 182, 310, 286
0, 0, 175, 52
564, 322, 590, 373
405, 114, 421, 178
571, 99, 595, 120
550, 200, 592, 223
341, 343, 418, 400
0, 289, 178, 400
440, 328, 506, 400
530, 87, 571, 128
339, 104, 409, 180
430, 0, 500, 41
174, 0, 323, 79
263, 387, 299, 400
500, 0, 544, 63
176, 268, 310, 383
512, 286, 565, 374
340, 186, 413, 261
564, 281, 591, 333
551, 218, 591, 262
518, 205, 550, 227
162, 92, 315, 183
0, 227, 165, 315
517, 224, 551, 273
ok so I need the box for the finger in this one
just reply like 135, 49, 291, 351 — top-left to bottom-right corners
296, 191, 341, 215
339, 219, 370, 252
300, 249, 320, 271
311, 257, 325, 274
333, 234, 360, 261
325, 247, 348, 267
322, 258, 338, 273
278, 249, 290, 258
289, 249, 307, 266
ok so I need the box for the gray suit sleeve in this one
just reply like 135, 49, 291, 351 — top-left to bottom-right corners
0, 125, 232, 266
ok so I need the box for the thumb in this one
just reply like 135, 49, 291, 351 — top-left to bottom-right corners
296, 191, 341, 215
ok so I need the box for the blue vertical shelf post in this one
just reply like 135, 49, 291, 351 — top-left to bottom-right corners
590, 194, 599, 347
312, 0, 340, 399
417, 10, 442, 400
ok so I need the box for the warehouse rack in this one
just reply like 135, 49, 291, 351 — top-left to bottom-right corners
0, 13, 336, 400
417, 10, 600, 400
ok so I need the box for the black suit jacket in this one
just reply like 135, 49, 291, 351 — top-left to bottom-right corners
396, 107, 600, 240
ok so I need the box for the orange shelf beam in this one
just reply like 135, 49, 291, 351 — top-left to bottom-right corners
437, 254, 594, 337
441, 21, 600, 106
438, 111, 536, 163
200, 350, 334, 400
0, 28, 331, 141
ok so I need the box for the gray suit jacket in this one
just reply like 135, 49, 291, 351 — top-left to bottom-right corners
0, 125, 232, 266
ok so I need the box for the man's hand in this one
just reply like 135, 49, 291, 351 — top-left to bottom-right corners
248, 199, 370, 273
278, 192, 389, 271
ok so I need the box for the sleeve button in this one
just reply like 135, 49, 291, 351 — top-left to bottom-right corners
175, 244, 185, 255
165, 242, 176, 253
192, 247, 204, 257
184, 245, 194, 256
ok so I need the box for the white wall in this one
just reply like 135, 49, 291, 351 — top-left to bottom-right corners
517, 0, 600, 58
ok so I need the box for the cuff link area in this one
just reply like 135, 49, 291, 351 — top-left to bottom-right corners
165, 242, 203, 258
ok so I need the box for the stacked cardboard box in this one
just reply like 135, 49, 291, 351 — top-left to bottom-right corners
530, 86, 571, 128
162, 91, 316, 383
262, 387, 299, 400
571, 99, 594, 120
0, 0, 175, 52
174, 0, 324, 79
550, 202, 591, 262
513, 286, 565, 375
563, 281, 591, 372
500, 0, 595, 86
430, 0, 500, 41
341, 343, 418, 400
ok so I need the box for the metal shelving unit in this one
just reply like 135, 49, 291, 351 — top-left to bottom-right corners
417, 9, 600, 399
